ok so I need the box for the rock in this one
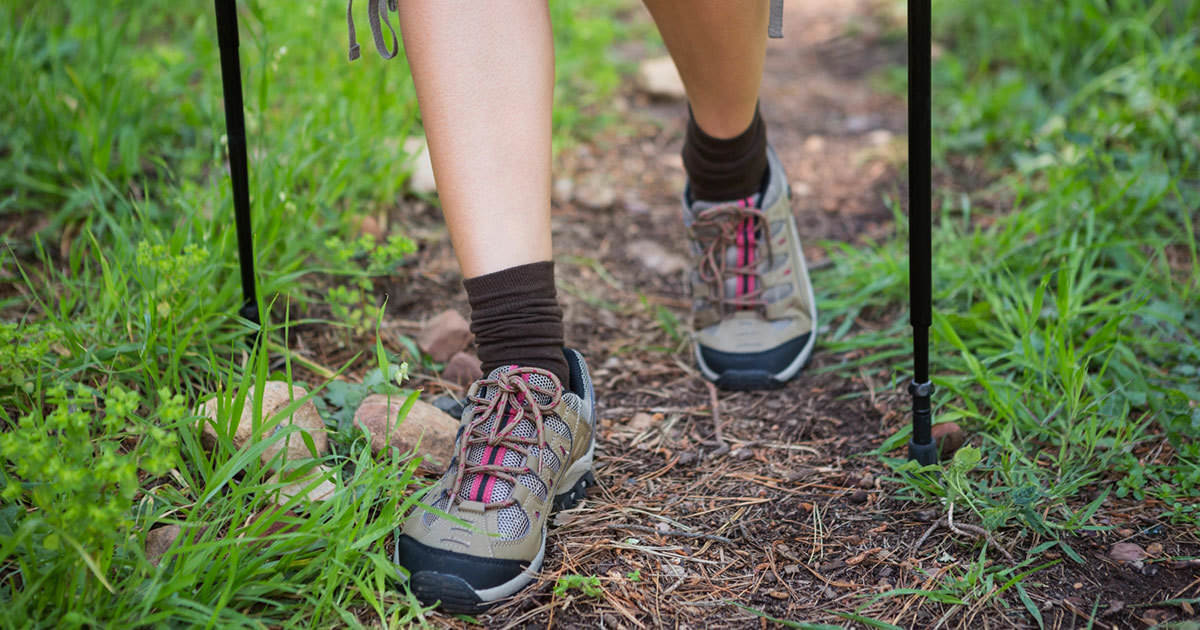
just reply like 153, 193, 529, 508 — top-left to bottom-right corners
930, 422, 966, 458
676, 451, 698, 466
635, 56, 686, 100
628, 412, 656, 433
732, 448, 754, 461
442, 351, 482, 387
1110, 542, 1147, 567
628, 239, 688, 275
553, 177, 574, 205
432, 395, 466, 420
356, 214, 383, 240
269, 466, 337, 505
857, 474, 875, 489
417, 310, 472, 363
867, 129, 894, 147
200, 381, 329, 464
848, 489, 869, 504
574, 174, 616, 210
845, 114, 875, 133
145, 525, 181, 566
403, 137, 437, 195
353, 394, 458, 469
791, 181, 813, 197
1146, 542, 1164, 556
803, 135, 826, 153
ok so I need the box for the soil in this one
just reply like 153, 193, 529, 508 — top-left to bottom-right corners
293, 1, 1199, 627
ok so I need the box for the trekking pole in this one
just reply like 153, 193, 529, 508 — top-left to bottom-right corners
214, 0, 260, 327
907, 0, 938, 466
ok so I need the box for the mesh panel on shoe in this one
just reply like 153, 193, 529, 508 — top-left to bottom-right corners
764, 283, 795, 303
457, 366, 563, 505
496, 504, 530, 540
423, 491, 450, 527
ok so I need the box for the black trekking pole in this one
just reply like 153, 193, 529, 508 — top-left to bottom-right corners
907, 0, 938, 466
214, 0, 260, 328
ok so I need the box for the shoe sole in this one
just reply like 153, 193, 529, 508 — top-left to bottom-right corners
696, 333, 815, 391
406, 429, 597, 613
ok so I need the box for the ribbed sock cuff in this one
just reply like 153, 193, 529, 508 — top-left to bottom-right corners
463, 261, 569, 383
682, 104, 769, 203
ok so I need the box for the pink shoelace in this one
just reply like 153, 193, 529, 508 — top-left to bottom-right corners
689, 201, 777, 315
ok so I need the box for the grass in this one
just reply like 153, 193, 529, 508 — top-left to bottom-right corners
813, 0, 1200, 621
1, 0, 636, 626
1, 0, 1198, 626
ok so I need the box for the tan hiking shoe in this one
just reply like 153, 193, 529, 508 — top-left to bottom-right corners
394, 349, 596, 612
684, 145, 818, 389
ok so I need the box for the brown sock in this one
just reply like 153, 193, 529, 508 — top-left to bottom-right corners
463, 261, 569, 384
681, 104, 769, 203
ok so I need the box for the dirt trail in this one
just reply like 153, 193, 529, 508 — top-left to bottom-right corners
351, 2, 1197, 627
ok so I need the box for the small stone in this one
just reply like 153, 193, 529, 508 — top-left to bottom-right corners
635, 56, 686, 100
268, 466, 337, 505
627, 239, 688, 275
442, 351, 482, 387
1146, 542, 1164, 556
1109, 542, 1147, 567
662, 562, 687, 578
857, 474, 875, 489
845, 114, 875, 133
144, 525, 181, 566
574, 174, 616, 210
200, 381, 329, 464
732, 448, 754, 461
417, 310, 472, 363
915, 509, 938, 522
791, 181, 813, 197
1117, 528, 1135, 537
655, 522, 671, 533
930, 422, 966, 458
353, 394, 458, 470
553, 177, 574, 205
356, 214, 383, 240
403, 137, 437, 195
628, 412, 656, 433
602, 356, 621, 370
676, 451, 698, 466
867, 129, 894, 146
803, 135, 826, 153
849, 489, 869, 504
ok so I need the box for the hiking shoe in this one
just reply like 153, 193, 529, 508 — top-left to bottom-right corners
394, 349, 596, 612
683, 145, 818, 390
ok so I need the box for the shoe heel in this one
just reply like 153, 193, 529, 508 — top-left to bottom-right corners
551, 469, 595, 512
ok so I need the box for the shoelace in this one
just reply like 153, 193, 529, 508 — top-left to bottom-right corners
447, 368, 562, 510
347, 0, 783, 61
689, 204, 777, 314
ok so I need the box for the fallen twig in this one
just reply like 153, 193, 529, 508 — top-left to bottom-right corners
703, 380, 730, 458
912, 504, 1016, 563
612, 523, 734, 544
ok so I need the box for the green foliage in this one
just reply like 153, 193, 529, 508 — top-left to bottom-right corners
0, 384, 182, 591
552, 574, 604, 598
0, 0, 638, 624
831, 0, 1200, 543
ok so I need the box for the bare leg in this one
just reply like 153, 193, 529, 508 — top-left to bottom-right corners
642, 0, 768, 138
397, 1, 554, 278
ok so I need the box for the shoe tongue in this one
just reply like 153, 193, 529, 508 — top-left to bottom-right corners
477, 365, 558, 407
688, 192, 762, 217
